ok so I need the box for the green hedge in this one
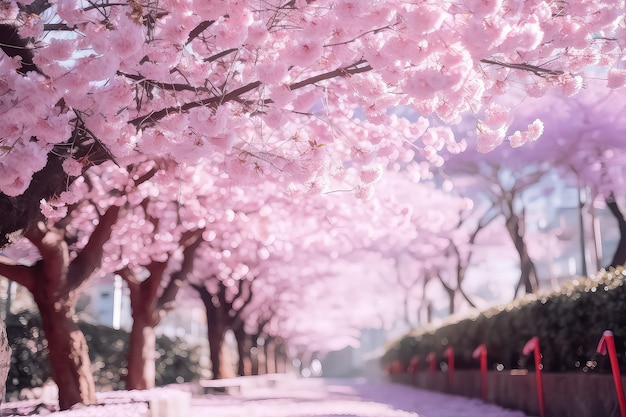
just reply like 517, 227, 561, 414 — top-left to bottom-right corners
383, 268, 626, 374
6, 310, 204, 394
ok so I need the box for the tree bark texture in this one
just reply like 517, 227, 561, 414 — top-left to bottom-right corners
123, 230, 202, 389
193, 277, 254, 379
125, 293, 158, 390
606, 196, 626, 268
233, 325, 250, 376
0, 321, 11, 401
195, 286, 229, 379
32, 288, 96, 409
505, 213, 539, 295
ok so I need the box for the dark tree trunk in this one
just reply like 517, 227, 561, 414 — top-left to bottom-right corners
274, 340, 287, 373
233, 325, 249, 376
606, 195, 626, 268
192, 277, 254, 380
505, 213, 539, 296
194, 286, 228, 379
123, 230, 202, 389
18, 205, 118, 409
264, 338, 276, 374
126, 319, 156, 390
250, 336, 260, 376
32, 288, 96, 409
126, 292, 157, 390
207, 319, 227, 379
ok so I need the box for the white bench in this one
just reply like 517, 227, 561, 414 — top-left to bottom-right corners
198, 378, 244, 395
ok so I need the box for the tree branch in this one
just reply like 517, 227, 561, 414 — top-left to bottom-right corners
130, 59, 373, 129
186, 20, 216, 45
67, 204, 121, 291
0, 256, 36, 291
157, 230, 204, 312
480, 58, 565, 77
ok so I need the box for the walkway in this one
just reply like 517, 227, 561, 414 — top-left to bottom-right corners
190, 377, 532, 417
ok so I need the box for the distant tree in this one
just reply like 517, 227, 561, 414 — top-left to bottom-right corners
441, 128, 553, 296
506, 82, 626, 269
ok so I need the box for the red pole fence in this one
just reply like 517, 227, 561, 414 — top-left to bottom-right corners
427, 352, 436, 374
407, 355, 420, 373
523, 336, 545, 417
473, 344, 488, 402
445, 347, 454, 391
597, 330, 626, 417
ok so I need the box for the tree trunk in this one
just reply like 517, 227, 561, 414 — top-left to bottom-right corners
250, 336, 259, 376
505, 214, 539, 296
264, 338, 276, 374
125, 309, 156, 390
258, 341, 267, 375
0, 321, 11, 401
606, 196, 626, 268
233, 326, 250, 376
33, 291, 96, 409
274, 338, 287, 373
206, 311, 227, 379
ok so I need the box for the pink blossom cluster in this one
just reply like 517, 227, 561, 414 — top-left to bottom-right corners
1, 0, 625, 198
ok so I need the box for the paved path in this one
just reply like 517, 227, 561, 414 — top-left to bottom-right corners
191, 377, 532, 417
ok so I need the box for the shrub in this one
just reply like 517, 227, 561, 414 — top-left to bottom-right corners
6, 311, 204, 395
383, 267, 626, 374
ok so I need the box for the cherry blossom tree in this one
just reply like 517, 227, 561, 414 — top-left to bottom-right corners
0, 163, 137, 409
3, 0, 626, 406
440, 129, 556, 296
2, 0, 626, 249
114, 230, 204, 390
505, 81, 626, 269
99, 161, 209, 390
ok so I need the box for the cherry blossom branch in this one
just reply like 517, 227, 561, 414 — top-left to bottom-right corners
480, 58, 564, 77
186, 20, 216, 45
324, 25, 393, 48
289, 59, 372, 90
44, 23, 76, 31
117, 72, 210, 93
130, 59, 373, 128
204, 48, 239, 63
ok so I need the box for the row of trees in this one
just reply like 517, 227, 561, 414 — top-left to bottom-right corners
2, 0, 626, 411
1, 160, 483, 408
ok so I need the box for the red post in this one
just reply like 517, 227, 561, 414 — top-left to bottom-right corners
408, 355, 420, 385
427, 352, 437, 374
472, 344, 488, 402
597, 330, 626, 417
523, 337, 545, 417
426, 352, 437, 389
445, 347, 454, 391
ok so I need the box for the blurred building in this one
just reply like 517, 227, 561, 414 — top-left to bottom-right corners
319, 328, 388, 378
78, 275, 207, 341
532, 185, 622, 289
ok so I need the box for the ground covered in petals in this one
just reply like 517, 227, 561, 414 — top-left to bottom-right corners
190, 377, 531, 417
1, 377, 531, 416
